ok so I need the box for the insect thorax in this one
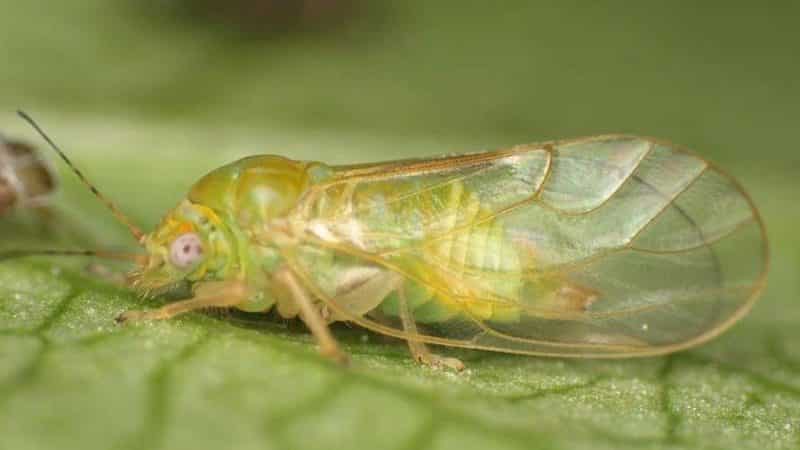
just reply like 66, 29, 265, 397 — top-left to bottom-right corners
178, 155, 338, 312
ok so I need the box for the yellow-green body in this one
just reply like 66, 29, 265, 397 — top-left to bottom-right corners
128, 135, 767, 359
139, 155, 528, 324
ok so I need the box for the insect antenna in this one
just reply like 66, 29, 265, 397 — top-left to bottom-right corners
0, 248, 146, 264
16, 110, 145, 243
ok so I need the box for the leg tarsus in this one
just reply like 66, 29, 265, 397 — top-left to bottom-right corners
412, 349, 465, 372
397, 285, 465, 372
116, 309, 155, 324
319, 342, 351, 366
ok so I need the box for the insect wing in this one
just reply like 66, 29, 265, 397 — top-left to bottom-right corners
287, 136, 768, 357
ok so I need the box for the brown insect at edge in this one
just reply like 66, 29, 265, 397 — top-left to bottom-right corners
0, 133, 57, 215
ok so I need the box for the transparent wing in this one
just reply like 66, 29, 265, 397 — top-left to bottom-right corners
287, 135, 768, 357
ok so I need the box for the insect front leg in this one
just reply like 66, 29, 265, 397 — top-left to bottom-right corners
115, 280, 250, 323
272, 267, 350, 366
397, 285, 465, 372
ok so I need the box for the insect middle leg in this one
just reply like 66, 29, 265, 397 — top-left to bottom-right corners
397, 285, 465, 372
273, 267, 350, 366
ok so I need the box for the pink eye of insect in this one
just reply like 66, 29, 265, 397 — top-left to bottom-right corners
169, 233, 204, 269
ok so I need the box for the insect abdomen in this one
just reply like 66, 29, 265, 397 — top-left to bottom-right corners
397, 178, 524, 323
311, 175, 526, 323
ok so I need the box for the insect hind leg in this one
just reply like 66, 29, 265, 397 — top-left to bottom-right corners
397, 285, 465, 372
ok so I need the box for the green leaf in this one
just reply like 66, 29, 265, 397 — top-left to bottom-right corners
0, 119, 798, 450
1, 1, 799, 449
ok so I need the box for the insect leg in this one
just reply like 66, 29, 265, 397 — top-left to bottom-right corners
397, 284, 465, 372
115, 280, 249, 323
273, 267, 350, 366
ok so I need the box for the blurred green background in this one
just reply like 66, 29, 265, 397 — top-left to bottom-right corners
0, 1, 798, 450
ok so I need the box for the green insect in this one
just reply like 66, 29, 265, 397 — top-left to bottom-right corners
10, 112, 768, 370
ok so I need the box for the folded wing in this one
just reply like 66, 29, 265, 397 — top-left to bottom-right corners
288, 135, 768, 357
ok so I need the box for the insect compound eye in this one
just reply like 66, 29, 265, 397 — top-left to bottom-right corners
169, 233, 205, 269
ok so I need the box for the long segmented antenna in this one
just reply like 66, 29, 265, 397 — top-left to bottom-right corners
16, 110, 145, 243
0, 249, 146, 264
